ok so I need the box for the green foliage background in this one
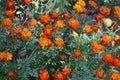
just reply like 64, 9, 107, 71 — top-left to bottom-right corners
0, 0, 120, 80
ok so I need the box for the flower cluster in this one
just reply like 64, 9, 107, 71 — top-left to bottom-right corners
0, 51, 13, 61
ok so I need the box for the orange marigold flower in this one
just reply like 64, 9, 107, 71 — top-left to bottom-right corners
60, 54, 67, 61
109, 71, 120, 80
83, 24, 92, 32
6, 70, 15, 78
24, 20, 30, 27
1, 18, 13, 28
54, 19, 65, 28
100, 33, 110, 44
73, 3, 84, 13
91, 26, 98, 32
39, 13, 50, 24
53, 71, 65, 80
38, 69, 49, 80
5, 10, 14, 18
102, 52, 113, 64
112, 56, 120, 67
30, 18, 37, 26
13, 26, 22, 33
99, 6, 110, 15
38, 37, 52, 47
22, 0, 31, 4
5, 0, 15, 10
94, 14, 103, 22
113, 6, 120, 20
54, 37, 64, 48
9, 31, 16, 38
43, 25, 53, 36
113, 34, 120, 42
0, 52, 6, 60
62, 66, 72, 76
49, 11, 59, 19
20, 28, 32, 38
72, 49, 82, 59
5, 51, 13, 61
88, 0, 97, 9
77, 0, 86, 7
62, 12, 71, 19
67, 18, 79, 29
90, 40, 104, 52
95, 67, 104, 78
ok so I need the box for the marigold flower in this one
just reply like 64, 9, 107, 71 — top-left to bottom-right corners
90, 40, 104, 52
39, 13, 50, 24
38, 37, 52, 47
112, 56, 120, 67
43, 25, 53, 36
72, 49, 82, 59
67, 18, 79, 29
113, 6, 120, 20
22, 0, 31, 4
91, 26, 98, 32
71, 31, 78, 38
95, 67, 104, 78
83, 24, 92, 32
113, 34, 120, 42
73, 3, 84, 13
20, 28, 32, 38
30, 18, 37, 26
9, 31, 16, 38
5, 10, 14, 18
54, 19, 65, 28
62, 66, 72, 76
109, 71, 120, 80
24, 20, 30, 27
99, 6, 110, 15
62, 12, 71, 19
77, 0, 86, 7
88, 0, 97, 9
38, 69, 49, 80
0, 51, 13, 61
53, 71, 65, 80
100, 33, 110, 44
60, 54, 67, 61
6, 70, 15, 78
94, 14, 103, 22
49, 11, 59, 19
54, 37, 64, 48
5, 0, 15, 10
1, 18, 13, 28
13, 26, 22, 33
102, 52, 113, 64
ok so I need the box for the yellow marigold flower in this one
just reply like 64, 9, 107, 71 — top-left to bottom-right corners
71, 31, 78, 38
54, 19, 65, 28
1, 18, 13, 28
54, 37, 64, 48
20, 28, 32, 39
